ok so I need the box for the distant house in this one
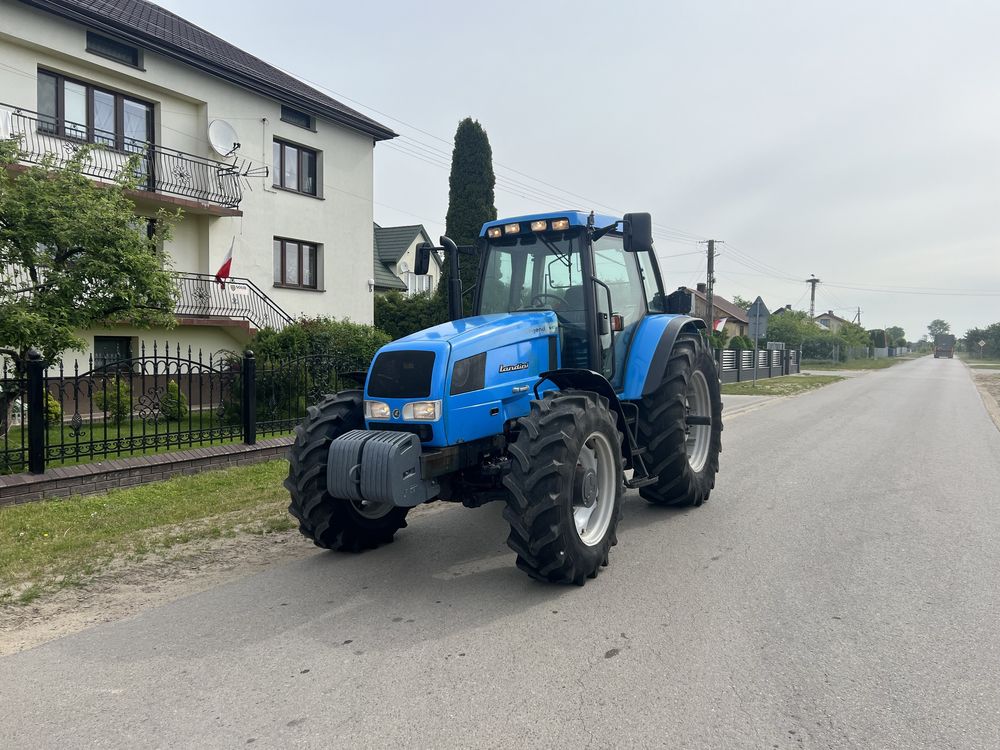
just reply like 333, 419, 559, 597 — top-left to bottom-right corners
678, 284, 749, 338
814, 310, 852, 334
372, 223, 442, 295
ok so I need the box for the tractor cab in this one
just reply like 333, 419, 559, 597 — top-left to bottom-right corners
472, 211, 667, 390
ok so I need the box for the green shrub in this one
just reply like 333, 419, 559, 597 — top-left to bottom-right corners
728, 335, 754, 350
707, 330, 729, 350
374, 291, 447, 340
94, 378, 132, 425
159, 380, 188, 421
252, 317, 391, 369
240, 318, 392, 420
44, 392, 61, 424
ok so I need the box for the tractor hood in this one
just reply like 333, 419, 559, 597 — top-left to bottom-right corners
364, 311, 560, 447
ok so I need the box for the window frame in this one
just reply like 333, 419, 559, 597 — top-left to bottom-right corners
93, 335, 134, 372
86, 31, 144, 70
273, 237, 320, 290
272, 138, 319, 196
279, 105, 315, 131
37, 68, 154, 151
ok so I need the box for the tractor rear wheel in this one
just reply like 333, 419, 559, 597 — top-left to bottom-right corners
285, 391, 409, 551
638, 333, 723, 507
503, 390, 624, 585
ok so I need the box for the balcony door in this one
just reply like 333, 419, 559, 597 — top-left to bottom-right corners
37, 70, 153, 186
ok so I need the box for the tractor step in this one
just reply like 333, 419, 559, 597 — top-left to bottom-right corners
625, 475, 658, 489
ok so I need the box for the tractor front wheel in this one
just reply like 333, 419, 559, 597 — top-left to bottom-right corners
503, 390, 624, 585
638, 333, 723, 507
285, 391, 409, 552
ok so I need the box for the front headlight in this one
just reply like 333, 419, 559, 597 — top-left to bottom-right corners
403, 400, 441, 421
364, 400, 391, 419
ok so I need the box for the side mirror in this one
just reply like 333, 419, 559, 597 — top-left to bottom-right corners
414, 243, 432, 275
623, 212, 653, 253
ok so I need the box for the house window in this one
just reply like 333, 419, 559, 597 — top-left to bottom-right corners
36, 69, 152, 152
280, 105, 314, 131
405, 272, 431, 296
272, 139, 318, 195
86, 31, 143, 69
273, 237, 319, 289
94, 336, 133, 370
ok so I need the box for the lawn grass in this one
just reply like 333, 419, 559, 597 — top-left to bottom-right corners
721, 374, 844, 396
800, 356, 917, 371
0, 460, 294, 604
959, 353, 1000, 368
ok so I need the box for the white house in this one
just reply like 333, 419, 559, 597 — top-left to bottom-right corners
373, 223, 442, 296
0, 0, 396, 366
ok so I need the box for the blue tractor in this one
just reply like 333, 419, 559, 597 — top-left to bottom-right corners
285, 210, 722, 584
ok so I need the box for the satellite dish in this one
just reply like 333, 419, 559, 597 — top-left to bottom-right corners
398, 260, 409, 274
208, 119, 240, 157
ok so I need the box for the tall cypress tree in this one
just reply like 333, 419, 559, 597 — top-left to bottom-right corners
443, 118, 496, 314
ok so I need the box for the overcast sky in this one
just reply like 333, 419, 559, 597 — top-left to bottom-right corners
158, 0, 1000, 340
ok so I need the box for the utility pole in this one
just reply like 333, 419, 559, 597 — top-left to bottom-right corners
805, 274, 821, 318
703, 240, 722, 328
853, 306, 861, 325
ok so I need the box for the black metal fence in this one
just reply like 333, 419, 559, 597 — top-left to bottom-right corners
175, 272, 293, 333
713, 348, 801, 384
0, 344, 365, 476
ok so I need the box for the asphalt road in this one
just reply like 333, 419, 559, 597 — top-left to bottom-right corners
3, 356, 999, 749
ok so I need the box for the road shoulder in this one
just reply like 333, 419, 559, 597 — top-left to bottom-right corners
965, 362, 1000, 432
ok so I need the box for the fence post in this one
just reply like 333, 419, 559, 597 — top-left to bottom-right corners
735, 348, 743, 382
242, 349, 257, 446
783, 349, 790, 375
26, 348, 46, 475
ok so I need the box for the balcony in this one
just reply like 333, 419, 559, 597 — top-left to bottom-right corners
2, 265, 292, 334
1, 104, 244, 213
175, 273, 293, 333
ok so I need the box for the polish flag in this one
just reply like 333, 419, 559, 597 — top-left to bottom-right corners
215, 238, 234, 288
713, 317, 728, 332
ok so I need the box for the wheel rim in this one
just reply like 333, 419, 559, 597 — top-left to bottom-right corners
573, 431, 617, 546
350, 498, 394, 520
685, 370, 712, 473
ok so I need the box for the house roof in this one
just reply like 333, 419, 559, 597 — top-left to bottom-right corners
374, 224, 430, 265
814, 310, 852, 325
20, 0, 397, 141
682, 287, 750, 324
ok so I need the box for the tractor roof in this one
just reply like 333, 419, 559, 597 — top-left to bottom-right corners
479, 211, 620, 237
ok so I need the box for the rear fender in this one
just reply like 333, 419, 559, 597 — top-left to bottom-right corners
620, 315, 708, 399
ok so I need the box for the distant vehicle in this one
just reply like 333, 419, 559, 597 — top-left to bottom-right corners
933, 334, 955, 358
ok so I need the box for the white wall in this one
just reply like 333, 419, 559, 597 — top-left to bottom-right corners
0, 0, 380, 335
391, 231, 441, 294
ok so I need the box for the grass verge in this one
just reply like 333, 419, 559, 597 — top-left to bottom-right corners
0, 460, 293, 604
801, 356, 918, 371
721, 374, 844, 396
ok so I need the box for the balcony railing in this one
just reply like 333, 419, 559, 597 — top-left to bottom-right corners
1, 104, 243, 209
175, 272, 293, 332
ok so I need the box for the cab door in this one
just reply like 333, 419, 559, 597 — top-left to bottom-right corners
592, 234, 647, 389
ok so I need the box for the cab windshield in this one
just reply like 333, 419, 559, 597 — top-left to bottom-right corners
477, 231, 591, 369
478, 232, 584, 316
